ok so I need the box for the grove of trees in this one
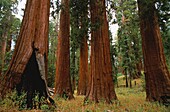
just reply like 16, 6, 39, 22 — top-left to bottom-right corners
0, 0, 170, 110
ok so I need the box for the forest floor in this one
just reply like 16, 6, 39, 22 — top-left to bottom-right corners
0, 78, 169, 112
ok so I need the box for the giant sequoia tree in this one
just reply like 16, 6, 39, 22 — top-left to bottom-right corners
54, 0, 74, 99
78, 37, 88, 95
85, 0, 117, 103
70, 0, 89, 95
138, 0, 170, 102
0, 0, 53, 108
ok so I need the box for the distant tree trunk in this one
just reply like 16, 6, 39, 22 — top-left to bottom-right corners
133, 36, 142, 78
129, 69, 132, 88
6, 34, 12, 52
86, 55, 92, 94
138, 0, 170, 102
125, 68, 129, 88
85, 0, 117, 103
71, 49, 76, 92
129, 76, 132, 88
77, 37, 88, 95
54, 0, 74, 99
72, 74, 76, 93
0, 0, 53, 108
124, 35, 129, 88
0, 13, 12, 76
135, 60, 142, 78
0, 32, 8, 76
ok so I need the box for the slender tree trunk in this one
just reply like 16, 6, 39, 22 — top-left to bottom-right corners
72, 74, 76, 93
54, 0, 74, 99
129, 70, 132, 88
71, 49, 76, 92
133, 37, 142, 78
138, 0, 170, 102
6, 34, 12, 52
0, 32, 8, 76
0, 0, 53, 108
125, 68, 129, 88
0, 14, 12, 76
85, 0, 117, 103
124, 35, 129, 88
136, 60, 142, 78
77, 37, 88, 95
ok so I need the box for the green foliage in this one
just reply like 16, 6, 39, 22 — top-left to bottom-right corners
70, 0, 89, 45
0, 0, 21, 75
70, 48, 80, 89
10, 16, 21, 43
84, 98, 90, 105
114, 0, 142, 81
0, 90, 17, 108
0, 90, 56, 111
156, 1, 170, 68
0, 0, 18, 36
48, 20, 58, 87
141, 73, 146, 91
40, 103, 55, 112
0, 90, 27, 110
156, 0, 170, 31
70, 0, 90, 89
110, 34, 119, 83
41, 104, 49, 110
2, 50, 14, 74
1, 87, 169, 111
17, 92, 27, 110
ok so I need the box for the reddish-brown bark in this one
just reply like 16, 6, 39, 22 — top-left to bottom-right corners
0, 0, 52, 108
85, 0, 117, 103
54, 0, 74, 99
0, 32, 8, 76
138, 0, 170, 102
77, 37, 88, 95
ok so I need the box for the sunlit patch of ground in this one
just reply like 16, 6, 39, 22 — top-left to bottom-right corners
54, 87, 169, 112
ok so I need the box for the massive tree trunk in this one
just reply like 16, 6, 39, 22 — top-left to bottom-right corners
77, 37, 88, 95
54, 0, 74, 99
85, 0, 117, 103
138, 0, 170, 103
0, 0, 53, 108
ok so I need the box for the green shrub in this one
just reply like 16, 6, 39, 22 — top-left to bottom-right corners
141, 74, 146, 91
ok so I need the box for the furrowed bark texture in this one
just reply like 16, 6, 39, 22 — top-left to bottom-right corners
77, 37, 88, 95
0, 0, 52, 107
138, 0, 170, 102
54, 0, 74, 99
85, 0, 117, 103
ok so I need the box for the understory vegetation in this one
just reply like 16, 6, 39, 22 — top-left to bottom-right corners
0, 78, 169, 112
